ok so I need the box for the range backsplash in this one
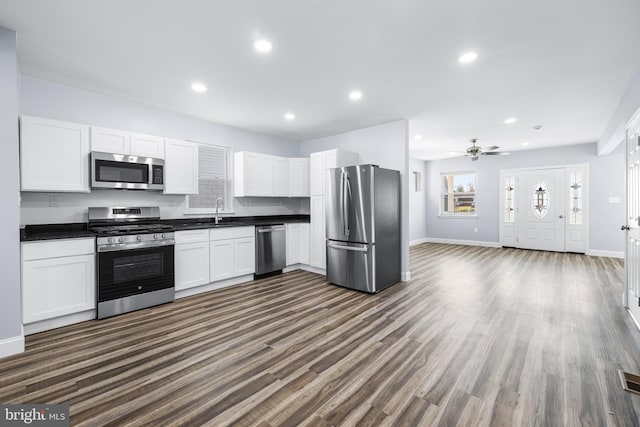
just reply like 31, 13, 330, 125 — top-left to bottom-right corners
20, 191, 308, 225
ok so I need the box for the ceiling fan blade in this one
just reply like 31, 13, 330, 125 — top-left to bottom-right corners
482, 151, 511, 156
482, 145, 499, 152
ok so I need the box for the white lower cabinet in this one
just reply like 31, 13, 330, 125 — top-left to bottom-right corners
209, 226, 255, 281
234, 237, 256, 275
175, 241, 210, 290
22, 238, 95, 324
286, 223, 311, 267
210, 239, 235, 281
310, 196, 326, 269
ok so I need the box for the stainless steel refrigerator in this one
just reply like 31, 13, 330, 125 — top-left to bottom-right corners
326, 164, 401, 293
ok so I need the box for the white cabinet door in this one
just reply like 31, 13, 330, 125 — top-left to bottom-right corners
175, 241, 210, 291
20, 116, 90, 192
90, 126, 131, 154
22, 254, 95, 323
210, 239, 235, 281
234, 237, 256, 275
309, 152, 324, 196
289, 158, 309, 197
310, 196, 326, 269
131, 133, 165, 159
286, 223, 300, 265
234, 152, 260, 196
258, 154, 274, 196
273, 156, 290, 197
164, 139, 198, 194
299, 223, 310, 265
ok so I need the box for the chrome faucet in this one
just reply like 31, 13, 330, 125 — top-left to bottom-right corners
215, 197, 223, 224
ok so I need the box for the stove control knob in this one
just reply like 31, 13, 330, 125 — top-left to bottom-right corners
118, 237, 125, 243
107, 237, 115, 244
161, 233, 166, 239
153, 234, 158, 240
136, 235, 143, 241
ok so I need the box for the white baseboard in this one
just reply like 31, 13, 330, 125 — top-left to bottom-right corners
422, 237, 502, 248
586, 249, 624, 259
410, 238, 429, 246
401, 271, 411, 281
24, 310, 96, 335
299, 265, 326, 275
0, 334, 25, 359
175, 274, 254, 299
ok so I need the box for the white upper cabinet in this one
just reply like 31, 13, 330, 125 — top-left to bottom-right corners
91, 127, 164, 158
20, 115, 90, 192
130, 133, 165, 158
90, 127, 130, 154
273, 156, 290, 197
289, 158, 309, 197
309, 149, 358, 196
234, 151, 275, 197
164, 139, 198, 194
258, 154, 274, 196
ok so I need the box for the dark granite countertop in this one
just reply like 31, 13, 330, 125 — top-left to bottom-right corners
21, 215, 310, 241
21, 223, 96, 242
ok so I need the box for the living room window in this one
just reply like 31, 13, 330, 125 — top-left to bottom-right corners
441, 171, 476, 216
186, 143, 233, 213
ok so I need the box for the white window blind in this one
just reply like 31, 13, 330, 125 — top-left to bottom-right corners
187, 143, 232, 211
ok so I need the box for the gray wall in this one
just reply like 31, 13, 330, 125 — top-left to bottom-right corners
300, 120, 411, 277
425, 143, 625, 253
0, 27, 22, 341
19, 76, 303, 224
599, 64, 640, 154
409, 158, 427, 243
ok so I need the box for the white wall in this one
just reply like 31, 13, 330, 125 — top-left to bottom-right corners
0, 27, 23, 355
599, 65, 640, 155
19, 76, 303, 224
425, 143, 625, 253
409, 158, 427, 244
300, 120, 411, 278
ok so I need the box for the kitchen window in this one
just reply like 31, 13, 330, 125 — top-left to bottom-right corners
186, 143, 233, 213
440, 171, 476, 216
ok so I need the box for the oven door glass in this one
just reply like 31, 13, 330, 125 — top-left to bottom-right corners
94, 159, 149, 184
98, 245, 174, 302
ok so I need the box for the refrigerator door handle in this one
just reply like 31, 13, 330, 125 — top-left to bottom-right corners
339, 170, 345, 237
344, 174, 351, 238
327, 243, 368, 252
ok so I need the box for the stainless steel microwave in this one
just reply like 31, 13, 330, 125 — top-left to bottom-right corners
91, 151, 164, 190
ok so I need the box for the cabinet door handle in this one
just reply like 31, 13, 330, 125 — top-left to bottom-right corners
622, 225, 631, 231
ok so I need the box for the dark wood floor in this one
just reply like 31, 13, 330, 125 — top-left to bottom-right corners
2, 243, 640, 426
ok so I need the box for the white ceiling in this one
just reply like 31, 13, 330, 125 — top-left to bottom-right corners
1, 0, 639, 159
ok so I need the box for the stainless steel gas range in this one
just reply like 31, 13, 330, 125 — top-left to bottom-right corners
89, 207, 175, 319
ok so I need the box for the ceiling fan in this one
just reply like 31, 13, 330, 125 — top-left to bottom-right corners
464, 138, 510, 161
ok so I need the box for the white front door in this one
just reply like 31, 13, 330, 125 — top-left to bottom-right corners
625, 108, 640, 320
516, 168, 566, 252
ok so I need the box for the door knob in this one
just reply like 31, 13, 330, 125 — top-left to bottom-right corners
559, 215, 564, 219
622, 225, 631, 231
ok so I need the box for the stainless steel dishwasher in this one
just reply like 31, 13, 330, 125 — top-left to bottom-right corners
255, 224, 286, 277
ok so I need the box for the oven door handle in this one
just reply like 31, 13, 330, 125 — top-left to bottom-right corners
97, 240, 175, 252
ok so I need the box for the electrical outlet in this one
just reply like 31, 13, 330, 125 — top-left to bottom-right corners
473, 227, 478, 233
49, 196, 59, 207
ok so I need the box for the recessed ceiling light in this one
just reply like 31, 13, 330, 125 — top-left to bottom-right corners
191, 82, 207, 93
522, 142, 530, 146
458, 52, 478, 64
254, 39, 272, 53
414, 135, 423, 140
284, 113, 295, 120
349, 90, 363, 101
504, 117, 517, 124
